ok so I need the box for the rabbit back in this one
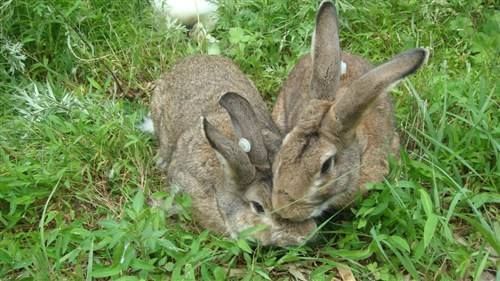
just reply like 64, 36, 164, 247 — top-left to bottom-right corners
152, 55, 270, 166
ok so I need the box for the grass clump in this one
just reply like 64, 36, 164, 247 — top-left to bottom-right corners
1, 0, 498, 280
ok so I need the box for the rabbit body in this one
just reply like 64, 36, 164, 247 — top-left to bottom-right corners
151, 55, 316, 246
271, 1, 428, 221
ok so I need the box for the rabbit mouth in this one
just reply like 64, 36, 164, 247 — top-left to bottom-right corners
310, 184, 354, 214
273, 182, 347, 220
317, 184, 350, 201
309, 188, 349, 217
275, 235, 303, 246
270, 231, 307, 247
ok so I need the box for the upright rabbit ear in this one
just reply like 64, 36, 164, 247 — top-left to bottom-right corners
311, 1, 342, 100
219, 92, 280, 169
202, 117, 256, 186
332, 48, 429, 134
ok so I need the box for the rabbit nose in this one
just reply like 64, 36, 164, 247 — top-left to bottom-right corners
273, 198, 314, 222
272, 189, 315, 221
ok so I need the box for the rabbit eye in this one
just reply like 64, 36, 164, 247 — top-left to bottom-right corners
250, 201, 265, 214
320, 155, 335, 175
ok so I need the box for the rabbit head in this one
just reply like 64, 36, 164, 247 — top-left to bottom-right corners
271, 1, 428, 221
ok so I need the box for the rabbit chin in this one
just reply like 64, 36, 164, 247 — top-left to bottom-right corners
271, 232, 306, 247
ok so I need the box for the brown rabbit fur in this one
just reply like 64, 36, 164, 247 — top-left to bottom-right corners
151, 55, 316, 246
271, 1, 428, 221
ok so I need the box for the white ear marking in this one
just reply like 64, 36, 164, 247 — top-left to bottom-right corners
341, 60, 347, 75
238, 137, 251, 152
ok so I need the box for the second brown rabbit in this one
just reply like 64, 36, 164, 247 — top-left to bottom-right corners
271, 1, 428, 221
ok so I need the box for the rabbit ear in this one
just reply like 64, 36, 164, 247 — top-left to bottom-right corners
261, 127, 282, 163
310, 1, 342, 100
202, 117, 256, 186
332, 48, 429, 134
219, 92, 280, 169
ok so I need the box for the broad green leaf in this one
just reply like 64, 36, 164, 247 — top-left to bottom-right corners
44, 210, 58, 226
388, 235, 411, 253
87, 77, 102, 90
392, 247, 419, 279
413, 239, 425, 261
98, 219, 120, 229
310, 264, 335, 280
255, 268, 272, 280
229, 27, 251, 44
71, 227, 92, 237
473, 251, 490, 281
132, 190, 144, 213
164, 262, 175, 272
470, 193, 500, 208
115, 277, 141, 281
0, 249, 12, 264
327, 247, 373, 260
424, 214, 439, 249
184, 263, 196, 281
92, 264, 121, 278
131, 259, 156, 272
419, 189, 433, 217
202, 264, 214, 281
213, 266, 227, 281
58, 248, 81, 265
237, 239, 253, 254
158, 239, 182, 252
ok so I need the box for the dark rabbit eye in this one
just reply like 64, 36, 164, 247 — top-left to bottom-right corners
320, 155, 335, 174
250, 201, 265, 214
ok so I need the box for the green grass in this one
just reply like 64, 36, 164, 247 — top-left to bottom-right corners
0, 0, 498, 280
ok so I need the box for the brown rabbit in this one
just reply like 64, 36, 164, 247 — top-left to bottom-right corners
150, 55, 316, 246
271, 1, 428, 221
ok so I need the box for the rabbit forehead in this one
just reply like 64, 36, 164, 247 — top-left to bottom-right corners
274, 136, 335, 198
278, 126, 339, 171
